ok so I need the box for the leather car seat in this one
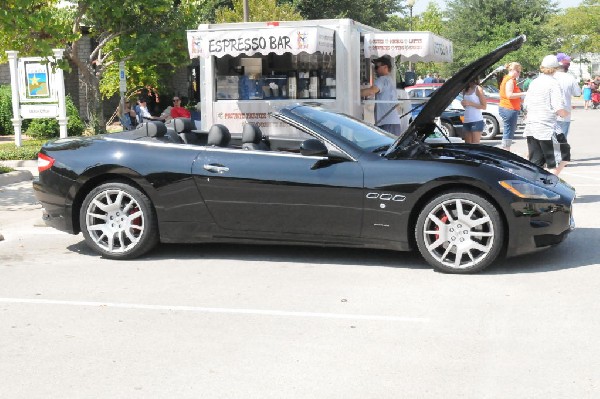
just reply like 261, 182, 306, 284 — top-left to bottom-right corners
241, 123, 269, 151
135, 120, 167, 138
207, 124, 231, 147
173, 117, 202, 144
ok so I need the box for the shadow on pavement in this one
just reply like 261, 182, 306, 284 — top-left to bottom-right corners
566, 162, 600, 168
65, 227, 598, 275
487, 227, 599, 274
68, 240, 430, 270
573, 195, 600, 204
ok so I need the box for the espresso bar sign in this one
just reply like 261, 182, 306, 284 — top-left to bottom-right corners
188, 26, 334, 58
208, 36, 292, 53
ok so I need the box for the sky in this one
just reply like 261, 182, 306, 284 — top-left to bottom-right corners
411, 0, 583, 14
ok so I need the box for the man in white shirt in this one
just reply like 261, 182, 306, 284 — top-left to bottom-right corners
524, 55, 569, 175
555, 53, 582, 137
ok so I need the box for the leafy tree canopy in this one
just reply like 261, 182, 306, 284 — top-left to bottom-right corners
0, 0, 206, 131
292, 0, 403, 29
216, 0, 303, 22
548, 0, 600, 55
443, 0, 559, 73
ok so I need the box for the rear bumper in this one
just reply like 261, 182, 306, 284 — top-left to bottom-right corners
32, 177, 77, 234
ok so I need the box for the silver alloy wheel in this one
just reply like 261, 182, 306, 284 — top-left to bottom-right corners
483, 118, 495, 136
440, 122, 455, 137
421, 198, 495, 269
481, 115, 499, 139
85, 188, 145, 253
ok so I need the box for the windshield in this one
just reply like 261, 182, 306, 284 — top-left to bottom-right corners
288, 106, 396, 152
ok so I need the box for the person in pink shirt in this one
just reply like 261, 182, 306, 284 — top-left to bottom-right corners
170, 97, 191, 119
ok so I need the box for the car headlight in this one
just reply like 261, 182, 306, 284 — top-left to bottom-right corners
499, 180, 560, 200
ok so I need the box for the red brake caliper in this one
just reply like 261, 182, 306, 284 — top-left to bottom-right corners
129, 207, 141, 227
435, 214, 448, 241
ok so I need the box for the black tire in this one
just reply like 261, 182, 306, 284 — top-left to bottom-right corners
441, 121, 455, 137
481, 114, 499, 140
79, 181, 159, 259
415, 192, 504, 273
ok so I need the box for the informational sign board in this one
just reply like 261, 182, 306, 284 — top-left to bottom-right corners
119, 61, 127, 92
17, 58, 59, 103
6, 49, 68, 146
20, 104, 59, 118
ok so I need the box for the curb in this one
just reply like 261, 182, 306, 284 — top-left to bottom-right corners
0, 160, 37, 187
0, 170, 33, 186
1, 160, 38, 168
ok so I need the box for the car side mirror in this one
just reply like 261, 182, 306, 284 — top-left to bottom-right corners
300, 139, 328, 157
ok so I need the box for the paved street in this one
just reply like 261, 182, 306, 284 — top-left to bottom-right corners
1, 107, 600, 398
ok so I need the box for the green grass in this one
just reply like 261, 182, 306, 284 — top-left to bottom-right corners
0, 139, 46, 161
0, 165, 14, 174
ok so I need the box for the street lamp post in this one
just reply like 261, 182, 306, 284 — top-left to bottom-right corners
407, 0, 416, 71
243, 0, 249, 22
407, 0, 415, 31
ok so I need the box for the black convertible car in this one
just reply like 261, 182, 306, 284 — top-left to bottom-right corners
33, 35, 575, 273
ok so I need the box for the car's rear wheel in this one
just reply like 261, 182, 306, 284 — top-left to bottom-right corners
80, 182, 159, 259
481, 114, 499, 139
415, 192, 504, 273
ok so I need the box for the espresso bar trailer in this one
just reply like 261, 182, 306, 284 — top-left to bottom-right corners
186, 19, 453, 136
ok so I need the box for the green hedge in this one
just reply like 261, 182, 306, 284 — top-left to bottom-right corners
0, 85, 84, 138
0, 139, 45, 161
26, 95, 85, 138
0, 85, 14, 135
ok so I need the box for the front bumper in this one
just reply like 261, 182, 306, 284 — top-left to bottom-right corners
505, 189, 575, 258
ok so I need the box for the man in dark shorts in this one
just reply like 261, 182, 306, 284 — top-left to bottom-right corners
523, 55, 570, 175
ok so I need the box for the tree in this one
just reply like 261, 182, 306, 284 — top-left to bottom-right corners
292, 0, 402, 29
216, 0, 303, 22
443, 0, 559, 73
548, 0, 600, 54
0, 0, 205, 133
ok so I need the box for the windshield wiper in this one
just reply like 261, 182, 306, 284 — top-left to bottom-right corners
372, 144, 391, 153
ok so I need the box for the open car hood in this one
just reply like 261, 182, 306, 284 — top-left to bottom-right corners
387, 35, 526, 156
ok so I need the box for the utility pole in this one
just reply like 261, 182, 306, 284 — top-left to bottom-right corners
407, 0, 416, 71
243, 0, 249, 22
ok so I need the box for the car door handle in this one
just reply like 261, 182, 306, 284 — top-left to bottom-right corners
203, 164, 229, 173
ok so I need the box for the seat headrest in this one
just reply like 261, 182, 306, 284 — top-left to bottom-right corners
136, 121, 166, 137
173, 118, 195, 133
207, 124, 231, 147
242, 123, 263, 144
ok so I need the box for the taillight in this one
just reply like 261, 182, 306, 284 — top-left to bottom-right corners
38, 153, 55, 173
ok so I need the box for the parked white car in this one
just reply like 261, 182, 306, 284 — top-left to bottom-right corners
405, 84, 524, 140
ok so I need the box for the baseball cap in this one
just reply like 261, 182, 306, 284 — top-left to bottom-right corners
372, 56, 392, 69
541, 55, 560, 69
556, 52, 571, 64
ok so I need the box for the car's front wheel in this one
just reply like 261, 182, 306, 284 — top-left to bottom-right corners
79, 181, 159, 259
481, 114, 499, 139
415, 192, 504, 273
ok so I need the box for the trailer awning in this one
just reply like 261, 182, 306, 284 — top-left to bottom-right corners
363, 31, 453, 63
187, 26, 335, 59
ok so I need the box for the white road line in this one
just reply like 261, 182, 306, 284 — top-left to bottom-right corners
0, 297, 429, 323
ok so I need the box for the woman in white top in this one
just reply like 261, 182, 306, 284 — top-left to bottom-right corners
460, 78, 487, 144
